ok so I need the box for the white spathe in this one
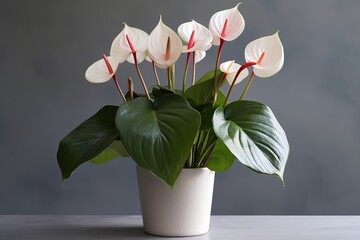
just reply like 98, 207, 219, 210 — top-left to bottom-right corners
245, 32, 284, 78
147, 17, 183, 69
194, 50, 206, 63
110, 23, 149, 64
137, 166, 215, 237
178, 20, 212, 63
178, 20, 212, 51
220, 60, 249, 85
85, 56, 119, 83
209, 4, 245, 45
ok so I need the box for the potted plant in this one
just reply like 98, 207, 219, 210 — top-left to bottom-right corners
57, 4, 289, 237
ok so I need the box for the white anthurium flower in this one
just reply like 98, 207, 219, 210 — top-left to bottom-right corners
195, 51, 206, 63
220, 60, 249, 85
126, 51, 147, 64
209, 4, 245, 46
110, 23, 149, 64
85, 55, 119, 83
145, 50, 153, 62
178, 20, 212, 63
148, 17, 183, 69
245, 32, 284, 78
178, 20, 213, 53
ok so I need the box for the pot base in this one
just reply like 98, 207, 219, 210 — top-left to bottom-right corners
137, 166, 215, 237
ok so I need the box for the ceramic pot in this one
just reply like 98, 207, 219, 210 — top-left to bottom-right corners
137, 165, 215, 237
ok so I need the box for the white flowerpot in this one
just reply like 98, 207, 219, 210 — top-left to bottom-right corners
136, 165, 215, 237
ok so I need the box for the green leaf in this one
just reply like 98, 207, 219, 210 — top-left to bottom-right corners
214, 90, 226, 106
197, 104, 215, 130
184, 70, 225, 130
116, 94, 201, 187
196, 69, 223, 84
184, 70, 224, 106
57, 106, 119, 180
207, 141, 235, 172
213, 100, 289, 181
152, 85, 175, 98
90, 140, 129, 164
196, 91, 226, 130
125, 91, 152, 100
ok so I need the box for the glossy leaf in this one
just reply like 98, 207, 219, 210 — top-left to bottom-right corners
152, 85, 175, 98
57, 106, 119, 180
213, 100, 289, 181
90, 140, 129, 164
125, 91, 152, 101
184, 70, 224, 106
196, 91, 225, 130
206, 141, 235, 171
196, 69, 223, 84
115, 94, 201, 187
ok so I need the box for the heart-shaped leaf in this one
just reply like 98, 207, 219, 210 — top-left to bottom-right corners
57, 106, 119, 180
196, 91, 226, 130
184, 70, 225, 130
152, 85, 175, 98
184, 70, 223, 106
90, 140, 129, 164
213, 100, 289, 181
116, 94, 201, 187
206, 141, 235, 171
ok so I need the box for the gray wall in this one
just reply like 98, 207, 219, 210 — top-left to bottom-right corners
1, 0, 360, 214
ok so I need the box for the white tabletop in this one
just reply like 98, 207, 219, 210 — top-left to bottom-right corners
1, 215, 359, 240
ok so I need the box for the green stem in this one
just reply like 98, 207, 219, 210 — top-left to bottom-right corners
186, 148, 193, 168
240, 71, 255, 100
191, 52, 196, 86
167, 67, 171, 89
133, 52, 150, 99
182, 53, 191, 93
171, 64, 175, 90
213, 39, 225, 103
127, 77, 133, 100
192, 131, 202, 166
197, 142, 216, 168
194, 130, 210, 167
214, 72, 228, 102
152, 61, 160, 85
202, 144, 216, 167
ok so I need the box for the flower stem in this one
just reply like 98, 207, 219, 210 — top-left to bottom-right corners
186, 148, 193, 168
202, 144, 216, 167
182, 52, 191, 93
132, 52, 150, 99
214, 72, 228, 98
112, 74, 126, 102
167, 64, 175, 90
152, 61, 160, 85
224, 62, 257, 106
213, 38, 225, 103
128, 77, 134, 99
102, 54, 126, 102
240, 71, 255, 100
191, 52, 196, 86
171, 64, 175, 89
167, 67, 171, 89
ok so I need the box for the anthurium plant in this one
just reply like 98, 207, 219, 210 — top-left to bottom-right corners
57, 4, 289, 187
